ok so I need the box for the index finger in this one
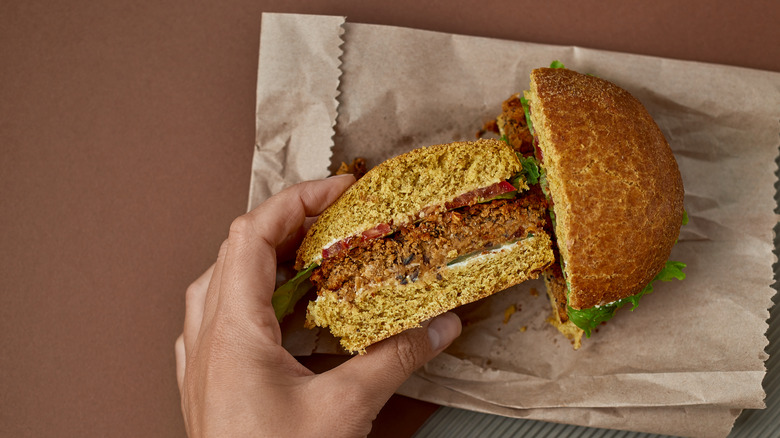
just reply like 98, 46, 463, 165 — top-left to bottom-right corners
250, 174, 355, 250
215, 175, 355, 322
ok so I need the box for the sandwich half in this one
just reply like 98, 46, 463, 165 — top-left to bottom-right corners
294, 139, 555, 353
497, 66, 686, 348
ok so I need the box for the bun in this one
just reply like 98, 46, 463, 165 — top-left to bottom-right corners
526, 68, 684, 310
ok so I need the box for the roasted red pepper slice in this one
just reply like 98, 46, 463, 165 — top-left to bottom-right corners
445, 181, 516, 210
362, 223, 392, 240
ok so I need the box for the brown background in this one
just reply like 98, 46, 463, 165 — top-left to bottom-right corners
2, 1, 778, 437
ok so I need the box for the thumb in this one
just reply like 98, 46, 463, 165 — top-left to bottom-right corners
322, 312, 461, 413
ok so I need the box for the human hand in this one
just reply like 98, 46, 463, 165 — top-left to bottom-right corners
175, 175, 462, 437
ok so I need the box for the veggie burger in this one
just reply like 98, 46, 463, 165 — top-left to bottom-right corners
274, 64, 686, 353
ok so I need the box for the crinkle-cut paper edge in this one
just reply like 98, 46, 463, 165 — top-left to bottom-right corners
247, 13, 346, 211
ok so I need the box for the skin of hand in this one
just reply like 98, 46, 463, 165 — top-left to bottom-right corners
175, 175, 463, 438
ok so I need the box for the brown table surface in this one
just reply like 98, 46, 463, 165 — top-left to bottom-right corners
2, 1, 778, 437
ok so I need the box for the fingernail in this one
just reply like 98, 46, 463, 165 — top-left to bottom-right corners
427, 312, 462, 352
327, 173, 354, 179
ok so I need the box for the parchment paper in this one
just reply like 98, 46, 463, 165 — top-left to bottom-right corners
251, 13, 780, 437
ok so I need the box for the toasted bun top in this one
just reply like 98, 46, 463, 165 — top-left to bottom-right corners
295, 139, 522, 270
526, 68, 684, 310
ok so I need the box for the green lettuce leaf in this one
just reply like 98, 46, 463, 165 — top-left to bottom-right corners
549, 60, 565, 69
480, 192, 516, 202
518, 155, 540, 185
272, 263, 317, 321
567, 260, 687, 337
519, 96, 534, 136
507, 156, 539, 190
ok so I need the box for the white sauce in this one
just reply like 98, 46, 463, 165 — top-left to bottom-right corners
317, 239, 527, 303
445, 240, 523, 270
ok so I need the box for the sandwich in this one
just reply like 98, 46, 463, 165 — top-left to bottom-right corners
273, 64, 686, 353
285, 139, 556, 353
493, 64, 686, 348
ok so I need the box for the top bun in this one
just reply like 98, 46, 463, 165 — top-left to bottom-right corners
295, 139, 522, 270
526, 68, 684, 310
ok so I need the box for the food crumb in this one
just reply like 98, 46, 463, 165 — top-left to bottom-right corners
503, 304, 517, 324
529, 287, 539, 297
520, 326, 527, 332
335, 157, 368, 179
476, 119, 499, 138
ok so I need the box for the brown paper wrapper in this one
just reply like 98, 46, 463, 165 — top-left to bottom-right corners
250, 13, 780, 437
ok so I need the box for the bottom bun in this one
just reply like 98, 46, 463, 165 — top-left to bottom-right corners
543, 273, 584, 349
306, 233, 554, 354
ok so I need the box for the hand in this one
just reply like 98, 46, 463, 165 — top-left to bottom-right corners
175, 175, 462, 437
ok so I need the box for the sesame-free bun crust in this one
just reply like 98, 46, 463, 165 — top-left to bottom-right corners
526, 68, 684, 310
295, 139, 523, 270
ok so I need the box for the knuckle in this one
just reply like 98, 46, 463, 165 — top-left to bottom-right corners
217, 238, 229, 255
389, 334, 424, 376
184, 282, 202, 306
228, 214, 254, 240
